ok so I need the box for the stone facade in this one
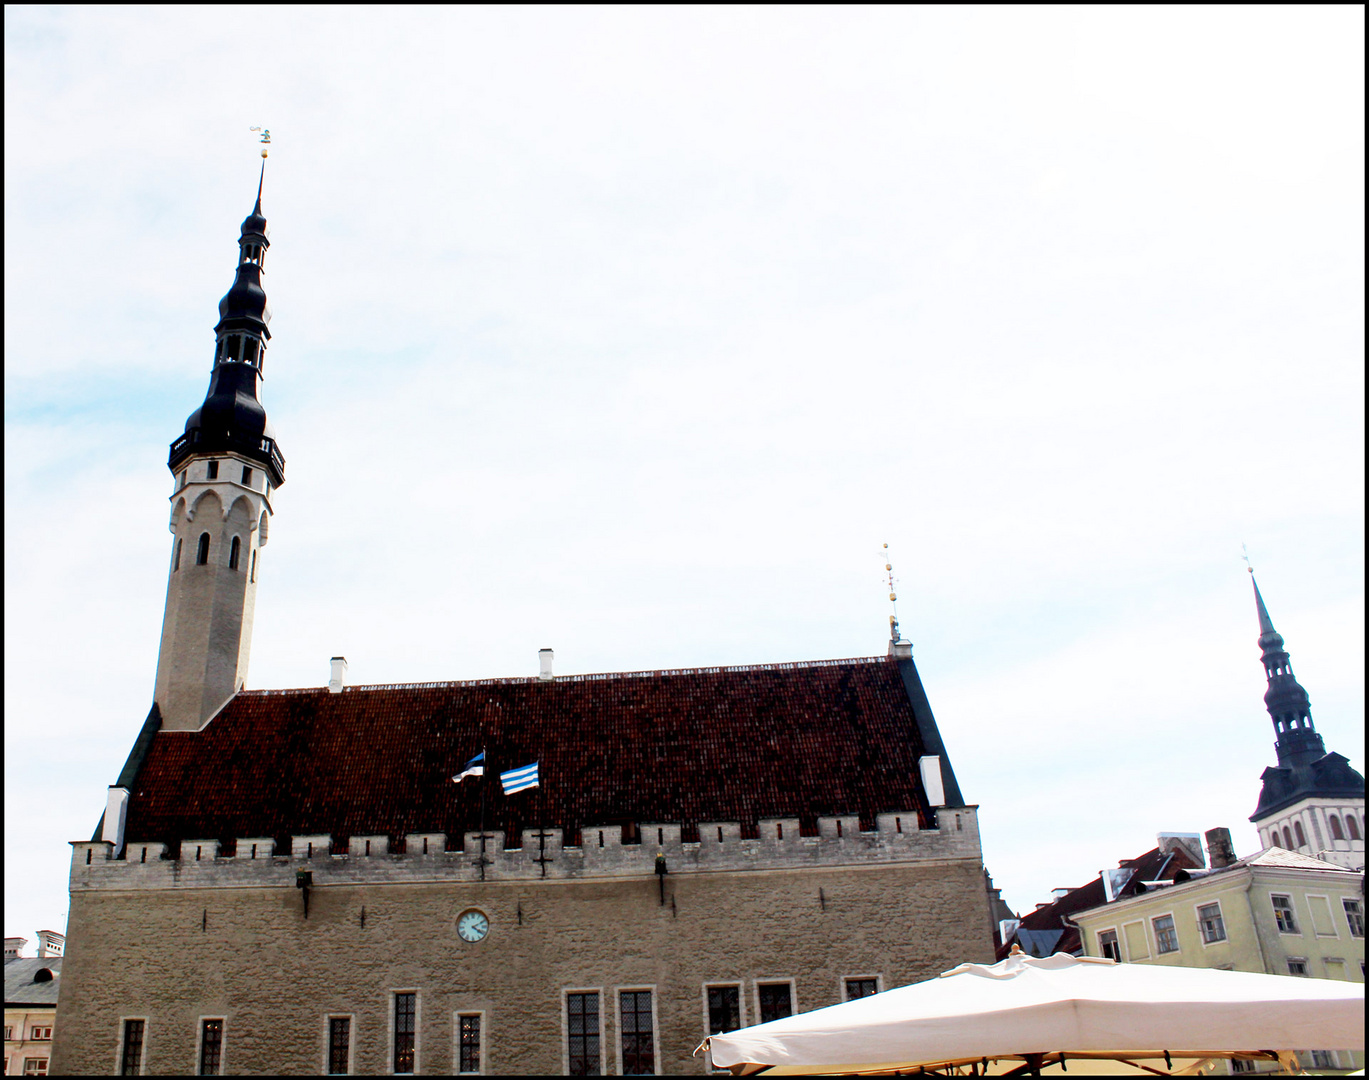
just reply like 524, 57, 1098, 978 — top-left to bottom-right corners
53, 812, 991, 1074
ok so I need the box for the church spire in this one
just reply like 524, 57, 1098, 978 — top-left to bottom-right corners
1250, 575, 1323, 768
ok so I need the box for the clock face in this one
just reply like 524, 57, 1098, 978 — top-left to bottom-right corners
457, 909, 489, 943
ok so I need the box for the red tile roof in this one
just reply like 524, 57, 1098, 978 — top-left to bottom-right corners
122, 656, 949, 855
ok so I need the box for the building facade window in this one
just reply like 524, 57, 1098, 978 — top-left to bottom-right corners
1329, 815, 1344, 841
1197, 903, 1227, 944
1344, 898, 1364, 938
1347, 815, 1361, 841
1293, 821, 1306, 847
1097, 929, 1122, 962
706, 986, 741, 1034
1271, 895, 1299, 934
458, 1014, 481, 1074
229, 536, 240, 570
173, 538, 182, 572
757, 982, 794, 1023
1282, 826, 1293, 849
29, 1027, 51, 1041
206, 461, 218, 480
327, 1017, 349, 1075
120, 1019, 145, 1076
566, 991, 600, 1076
199, 1018, 223, 1075
250, 549, 257, 583
196, 533, 210, 565
619, 990, 655, 1075
393, 992, 416, 1074
241, 466, 252, 486
1287, 958, 1308, 976
845, 978, 879, 1001
1311, 1051, 1337, 1069
22, 1058, 48, 1076
1152, 914, 1179, 954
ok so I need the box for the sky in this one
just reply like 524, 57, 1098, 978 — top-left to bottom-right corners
4, 6, 1364, 950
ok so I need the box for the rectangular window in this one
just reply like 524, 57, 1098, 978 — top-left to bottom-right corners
199, 1019, 223, 1075
845, 978, 879, 1001
328, 1017, 349, 1075
1271, 895, 1298, 934
1152, 914, 1179, 954
1311, 1051, 1336, 1068
1342, 898, 1363, 937
1197, 903, 1226, 944
3, 1026, 10, 1040
121, 1020, 145, 1076
758, 982, 794, 1023
206, 461, 218, 480
22, 1059, 48, 1076
29, 1029, 51, 1042
394, 992, 416, 1074
458, 1014, 480, 1074
241, 466, 252, 486
1287, 958, 1308, 976
620, 990, 655, 1075
707, 986, 741, 1034
1230, 1058, 1257, 1073
566, 992, 601, 1076
1098, 929, 1122, 962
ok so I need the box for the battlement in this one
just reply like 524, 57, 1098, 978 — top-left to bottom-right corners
70, 808, 982, 892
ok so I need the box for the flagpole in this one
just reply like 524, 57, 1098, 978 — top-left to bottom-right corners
477, 745, 488, 882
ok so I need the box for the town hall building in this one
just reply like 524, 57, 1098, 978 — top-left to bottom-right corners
49, 167, 995, 1075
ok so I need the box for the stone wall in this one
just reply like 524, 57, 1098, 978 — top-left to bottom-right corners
53, 812, 992, 1074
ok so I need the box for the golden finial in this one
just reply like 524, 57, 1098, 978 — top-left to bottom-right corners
1241, 543, 1254, 575
882, 543, 902, 641
250, 126, 271, 158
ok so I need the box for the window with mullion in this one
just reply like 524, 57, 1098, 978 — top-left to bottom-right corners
566, 992, 601, 1076
458, 1014, 480, 1074
619, 990, 655, 1075
845, 979, 878, 1001
328, 1017, 350, 1075
758, 983, 793, 1023
394, 993, 416, 1074
199, 1019, 223, 1075
120, 1019, 145, 1076
707, 986, 741, 1034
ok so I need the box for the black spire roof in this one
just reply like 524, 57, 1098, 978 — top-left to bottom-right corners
1248, 575, 1364, 822
168, 162, 285, 488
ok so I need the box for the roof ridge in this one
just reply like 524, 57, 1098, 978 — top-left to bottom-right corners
235, 655, 890, 695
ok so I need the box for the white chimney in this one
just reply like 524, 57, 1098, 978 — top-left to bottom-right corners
328, 656, 348, 693
919, 755, 946, 807
538, 648, 554, 681
103, 786, 129, 857
4, 937, 26, 960
35, 931, 64, 958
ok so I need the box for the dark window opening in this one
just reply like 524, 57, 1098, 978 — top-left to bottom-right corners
1282, 826, 1294, 849
895, 816, 902, 833
776, 823, 783, 840
619, 990, 654, 1075
1098, 929, 1122, 962
717, 827, 724, 843
836, 821, 843, 838
1348, 816, 1361, 841
250, 550, 256, 583
196, 533, 210, 565
707, 986, 740, 1035
173, 538, 182, 572
393, 992, 416, 1074
328, 1017, 349, 1075
1329, 815, 1344, 841
241, 466, 252, 486
566, 991, 600, 1076
458, 1014, 481, 1073
199, 1019, 223, 1075
598, 831, 604, 848
229, 536, 240, 571
845, 978, 878, 1001
206, 460, 218, 480
758, 983, 793, 1023
1293, 821, 1306, 847
657, 828, 664, 846
121, 1019, 145, 1075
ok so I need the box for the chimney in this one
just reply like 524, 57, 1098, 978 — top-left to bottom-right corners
4, 937, 26, 960
1205, 826, 1237, 869
35, 931, 64, 959
919, 755, 946, 807
1050, 888, 1071, 900
538, 648, 554, 682
328, 656, 348, 693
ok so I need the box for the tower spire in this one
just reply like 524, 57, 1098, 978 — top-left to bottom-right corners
1249, 574, 1322, 768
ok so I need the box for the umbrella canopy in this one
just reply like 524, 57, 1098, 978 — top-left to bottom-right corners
704, 952, 1365, 1072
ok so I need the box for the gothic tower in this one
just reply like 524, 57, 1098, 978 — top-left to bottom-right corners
152, 165, 286, 731
1247, 573, 1365, 869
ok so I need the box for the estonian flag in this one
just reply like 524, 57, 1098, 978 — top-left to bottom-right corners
500, 761, 539, 794
453, 751, 485, 782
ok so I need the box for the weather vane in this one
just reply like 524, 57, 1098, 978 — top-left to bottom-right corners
882, 542, 903, 642
250, 127, 271, 158
1241, 543, 1254, 575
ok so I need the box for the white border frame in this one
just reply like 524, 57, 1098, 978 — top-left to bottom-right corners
1194, 899, 1228, 948
1269, 892, 1302, 936
1121, 919, 1150, 961
387, 989, 421, 1076
560, 986, 605, 1077
1149, 910, 1181, 956
1304, 893, 1340, 938
193, 1015, 227, 1076
753, 978, 798, 1025
614, 985, 661, 1077
1095, 926, 1122, 961
840, 974, 883, 1002
700, 982, 746, 1072
453, 1009, 486, 1075
1340, 895, 1365, 938
114, 1016, 149, 1076
322, 1013, 355, 1076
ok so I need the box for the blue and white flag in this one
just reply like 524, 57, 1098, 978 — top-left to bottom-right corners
500, 761, 539, 794
453, 751, 485, 783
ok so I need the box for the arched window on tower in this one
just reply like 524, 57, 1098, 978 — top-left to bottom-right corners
1329, 815, 1344, 841
1293, 821, 1306, 848
173, 538, 182, 572
1282, 826, 1294, 849
196, 533, 210, 566
1346, 815, 1361, 842
229, 536, 241, 571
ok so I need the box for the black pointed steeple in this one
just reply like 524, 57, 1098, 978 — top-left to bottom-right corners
168, 162, 285, 488
1248, 573, 1364, 823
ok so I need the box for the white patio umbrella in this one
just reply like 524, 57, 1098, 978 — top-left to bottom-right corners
702, 951, 1365, 1075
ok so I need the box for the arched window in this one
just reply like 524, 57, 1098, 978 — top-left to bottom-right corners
1282, 826, 1293, 849
196, 533, 210, 565
229, 536, 241, 571
1329, 815, 1344, 841
1293, 821, 1306, 848
173, 538, 182, 572
1348, 815, 1361, 841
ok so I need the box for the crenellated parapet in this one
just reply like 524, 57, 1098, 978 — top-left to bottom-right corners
69, 807, 982, 892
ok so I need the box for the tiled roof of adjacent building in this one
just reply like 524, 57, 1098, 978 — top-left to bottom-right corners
3, 958, 62, 1008
117, 654, 961, 856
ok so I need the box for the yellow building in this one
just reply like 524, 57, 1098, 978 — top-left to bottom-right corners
1072, 839, 1364, 1073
